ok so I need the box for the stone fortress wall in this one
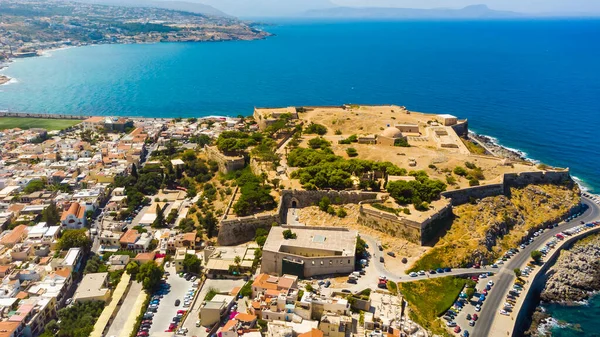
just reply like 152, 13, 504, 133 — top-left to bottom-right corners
204, 145, 245, 174
217, 170, 573, 246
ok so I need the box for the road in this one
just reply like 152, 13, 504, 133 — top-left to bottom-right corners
105, 281, 143, 337
475, 197, 600, 336
358, 197, 600, 336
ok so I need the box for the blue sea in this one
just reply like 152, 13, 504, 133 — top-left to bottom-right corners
1, 19, 599, 192
544, 294, 600, 337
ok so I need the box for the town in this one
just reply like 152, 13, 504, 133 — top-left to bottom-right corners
0, 0, 270, 63
0, 104, 598, 337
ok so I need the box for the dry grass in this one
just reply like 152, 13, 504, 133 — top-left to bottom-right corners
409, 184, 580, 271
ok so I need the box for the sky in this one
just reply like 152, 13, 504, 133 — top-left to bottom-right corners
333, 0, 600, 13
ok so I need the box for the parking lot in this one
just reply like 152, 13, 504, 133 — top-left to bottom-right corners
148, 265, 198, 337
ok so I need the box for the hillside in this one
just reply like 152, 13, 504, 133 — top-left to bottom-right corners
72, 0, 231, 17
303, 4, 521, 19
410, 184, 580, 271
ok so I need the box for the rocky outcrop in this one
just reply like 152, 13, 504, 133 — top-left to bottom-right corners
541, 234, 600, 304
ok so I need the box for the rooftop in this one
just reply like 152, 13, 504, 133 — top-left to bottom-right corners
263, 226, 357, 257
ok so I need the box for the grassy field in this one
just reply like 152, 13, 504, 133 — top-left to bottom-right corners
399, 277, 471, 336
0, 117, 81, 131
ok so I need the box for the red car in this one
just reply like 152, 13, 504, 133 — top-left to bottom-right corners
137, 332, 149, 337
177, 310, 187, 314
472, 313, 478, 321
169, 323, 177, 329
141, 320, 152, 325
454, 326, 461, 333
165, 329, 174, 333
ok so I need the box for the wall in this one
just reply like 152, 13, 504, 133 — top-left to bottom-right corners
261, 250, 355, 278
204, 146, 245, 174
358, 201, 452, 245
441, 184, 505, 206
451, 119, 469, 137
280, 190, 378, 211
217, 213, 279, 246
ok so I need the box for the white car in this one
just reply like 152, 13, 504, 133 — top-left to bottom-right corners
475, 305, 481, 312
446, 321, 457, 327
487, 280, 494, 287
409, 272, 418, 277
418, 270, 426, 276
496, 260, 504, 265
500, 310, 509, 316
196, 320, 201, 327
479, 274, 487, 279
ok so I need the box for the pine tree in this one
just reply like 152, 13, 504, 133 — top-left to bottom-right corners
131, 163, 138, 180
152, 204, 165, 228
42, 201, 61, 225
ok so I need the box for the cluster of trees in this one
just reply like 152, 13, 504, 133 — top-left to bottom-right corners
304, 122, 328, 135
287, 147, 339, 167
453, 162, 485, 186
386, 170, 447, 211
216, 131, 262, 154
126, 261, 164, 292
356, 236, 367, 257
196, 211, 218, 238
84, 254, 108, 274
254, 228, 269, 247
346, 147, 358, 157
183, 254, 201, 274
318, 196, 347, 217
23, 179, 46, 193
308, 137, 331, 150
387, 171, 446, 211
58, 229, 92, 251
180, 149, 217, 186
40, 301, 104, 337
290, 153, 406, 190
42, 201, 61, 225
232, 170, 276, 216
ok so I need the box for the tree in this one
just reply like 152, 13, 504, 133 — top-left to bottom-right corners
131, 163, 138, 180
531, 250, 543, 263
453, 166, 468, 176
136, 261, 164, 292
198, 211, 217, 238
234, 255, 241, 266
305, 284, 314, 293
356, 235, 367, 257
24, 179, 46, 193
337, 207, 347, 218
308, 137, 331, 150
514, 268, 522, 278
58, 229, 91, 251
282, 229, 297, 239
42, 201, 61, 225
152, 204, 166, 228
318, 196, 331, 212
183, 254, 201, 274
126, 261, 140, 277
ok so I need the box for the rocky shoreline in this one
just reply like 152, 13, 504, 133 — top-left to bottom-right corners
469, 132, 528, 162
525, 234, 600, 336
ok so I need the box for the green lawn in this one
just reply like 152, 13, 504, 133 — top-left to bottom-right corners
399, 277, 472, 336
0, 117, 81, 131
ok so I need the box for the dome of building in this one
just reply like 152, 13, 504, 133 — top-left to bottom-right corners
381, 127, 403, 138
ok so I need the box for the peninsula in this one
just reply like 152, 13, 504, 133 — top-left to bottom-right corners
0, 105, 597, 337
0, 0, 270, 64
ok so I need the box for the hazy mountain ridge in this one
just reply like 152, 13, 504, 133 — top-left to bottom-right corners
71, 0, 230, 17
303, 4, 522, 19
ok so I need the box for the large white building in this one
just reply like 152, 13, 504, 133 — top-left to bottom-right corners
261, 226, 357, 278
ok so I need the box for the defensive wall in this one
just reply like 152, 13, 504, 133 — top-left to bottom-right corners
217, 190, 377, 246
218, 171, 573, 246
203, 145, 246, 174
358, 200, 453, 245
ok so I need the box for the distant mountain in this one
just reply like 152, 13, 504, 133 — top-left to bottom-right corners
303, 4, 522, 19
71, 0, 230, 17
182, 0, 336, 18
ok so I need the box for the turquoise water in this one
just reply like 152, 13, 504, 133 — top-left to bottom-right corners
1, 19, 600, 192
544, 294, 600, 337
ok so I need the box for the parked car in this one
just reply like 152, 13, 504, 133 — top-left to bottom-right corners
454, 326, 461, 333
387, 252, 396, 257
472, 313, 478, 321
175, 299, 180, 306
409, 272, 418, 277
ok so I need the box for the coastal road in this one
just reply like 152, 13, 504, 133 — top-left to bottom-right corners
475, 197, 600, 336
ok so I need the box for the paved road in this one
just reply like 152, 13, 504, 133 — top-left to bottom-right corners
474, 197, 600, 336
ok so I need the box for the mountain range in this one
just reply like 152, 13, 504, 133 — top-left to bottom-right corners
303, 4, 520, 19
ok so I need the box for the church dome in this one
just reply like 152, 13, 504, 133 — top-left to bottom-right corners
381, 127, 403, 138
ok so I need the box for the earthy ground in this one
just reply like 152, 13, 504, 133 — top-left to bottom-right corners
296, 204, 428, 275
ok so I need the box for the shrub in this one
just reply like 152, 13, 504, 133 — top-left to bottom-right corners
465, 161, 477, 169
453, 166, 468, 176
335, 129, 342, 135
337, 207, 347, 218
446, 175, 457, 185
305, 122, 328, 135
469, 179, 480, 186
428, 164, 437, 170
282, 229, 297, 239
346, 147, 358, 157
308, 137, 331, 149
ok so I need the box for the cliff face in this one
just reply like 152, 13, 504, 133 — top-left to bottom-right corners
541, 234, 600, 304
411, 184, 580, 270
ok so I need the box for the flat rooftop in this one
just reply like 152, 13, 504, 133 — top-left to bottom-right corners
264, 226, 357, 257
